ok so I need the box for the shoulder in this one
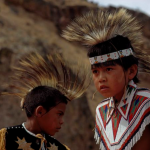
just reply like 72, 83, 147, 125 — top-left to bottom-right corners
133, 88, 150, 108
0, 128, 7, 149
6, 124, 23, 130
0, 125, 24, 137
5, 124, 27, 145
136, 87, 150, 97
45, 135, 70, 150
0, 125, 24, 150
0, 128, 7, 139
0, 128, 7, 135
96, 97, 110, 110
5, 124, 24, 135
129, 88, 150, 116
128, 87, 150, 128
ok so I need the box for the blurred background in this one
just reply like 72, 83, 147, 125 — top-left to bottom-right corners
0, 0, 150, 150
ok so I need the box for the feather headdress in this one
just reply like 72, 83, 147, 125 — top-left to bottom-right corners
62, 9, 142, 48
3, 52, 90, 108
62, 8, 150, 73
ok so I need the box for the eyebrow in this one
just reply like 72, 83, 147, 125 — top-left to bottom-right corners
57, 110, 64, 114
91, 62, 116, 69
91, 63, 116, 69
91, 66, 99, 70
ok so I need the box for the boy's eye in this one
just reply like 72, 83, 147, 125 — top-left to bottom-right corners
106, 68, 113, 71
58, 113, 63, 116
92, 70, 98, 74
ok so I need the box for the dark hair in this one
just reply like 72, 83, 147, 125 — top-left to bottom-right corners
23, 86, 68, 117
87, 35, 139, 83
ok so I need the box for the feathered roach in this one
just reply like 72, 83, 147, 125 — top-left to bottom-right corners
62, 8, 150, 73
2, 52, 90, 108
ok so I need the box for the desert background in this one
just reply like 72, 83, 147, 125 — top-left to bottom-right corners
0, 0, 150, 150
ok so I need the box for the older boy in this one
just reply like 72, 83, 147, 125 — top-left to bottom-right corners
62, 9, 150, 150
0, 53, 89, 150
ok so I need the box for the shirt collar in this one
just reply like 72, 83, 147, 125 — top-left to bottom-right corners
106, 80, 137, 122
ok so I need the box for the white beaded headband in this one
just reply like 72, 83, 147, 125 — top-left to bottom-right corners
89, 48, 133, 65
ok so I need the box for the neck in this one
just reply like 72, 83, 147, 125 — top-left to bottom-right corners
113, 97, 120, 107
113, 91, 125, 102
25, 117, 42, 134
114, 81, 128, 102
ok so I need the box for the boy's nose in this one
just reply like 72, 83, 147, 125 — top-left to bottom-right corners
99, 73, 106, 82
60, 118, 64, 125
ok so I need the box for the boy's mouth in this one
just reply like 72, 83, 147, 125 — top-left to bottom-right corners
56, 127, 61, 132
56, 127, 61, 130
100, 85, 109, 90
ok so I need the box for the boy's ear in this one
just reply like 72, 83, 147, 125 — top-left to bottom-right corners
128, 64, 138, 80
35, 106, 46, 117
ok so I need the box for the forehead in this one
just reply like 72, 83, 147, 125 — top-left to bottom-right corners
91, 61, 116, 69
50, 103, 67, 112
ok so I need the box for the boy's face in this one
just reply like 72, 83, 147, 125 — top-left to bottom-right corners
38, 102, 66, 136
92, 64, 130, 101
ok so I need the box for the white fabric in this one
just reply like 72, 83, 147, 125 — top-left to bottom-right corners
95, 80, 150, 150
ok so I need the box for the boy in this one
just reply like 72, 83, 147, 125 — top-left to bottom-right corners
62, 9, 150, 149
0, 53, 89, 150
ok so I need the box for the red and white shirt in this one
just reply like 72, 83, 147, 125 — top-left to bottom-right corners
95, 80, 150, 150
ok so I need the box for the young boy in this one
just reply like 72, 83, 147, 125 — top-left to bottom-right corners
0, 53, 89, 150
62, 9, 150, 150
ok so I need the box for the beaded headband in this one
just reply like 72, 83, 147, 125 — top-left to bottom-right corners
89, 48, 133, 65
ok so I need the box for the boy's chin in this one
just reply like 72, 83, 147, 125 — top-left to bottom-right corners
45, 131, 56, 136
49, 129, 61, 136
98, 90, 112, 98
101, 93, 112, 98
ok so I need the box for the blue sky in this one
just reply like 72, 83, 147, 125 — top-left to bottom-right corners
88, 0, 150, 16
